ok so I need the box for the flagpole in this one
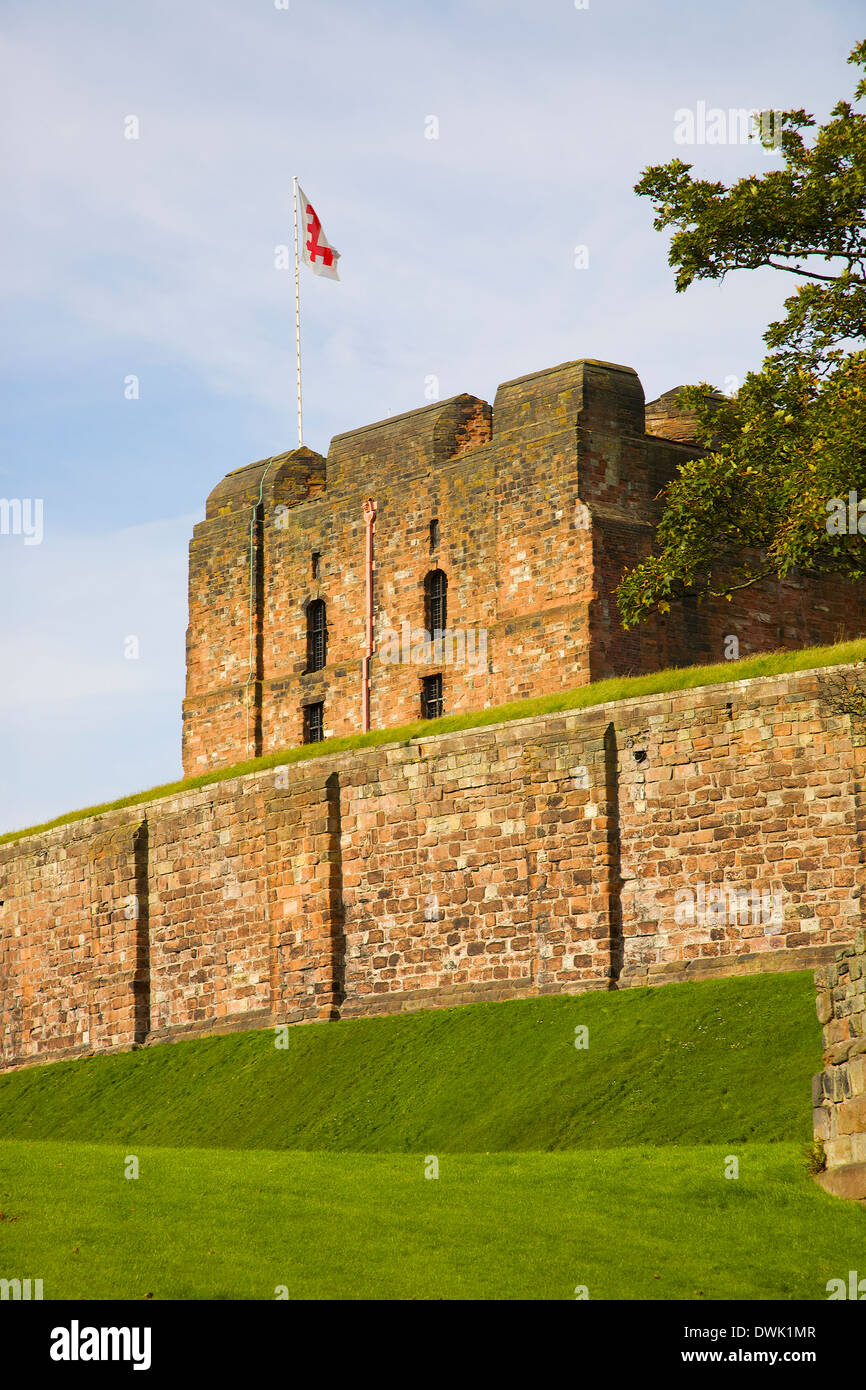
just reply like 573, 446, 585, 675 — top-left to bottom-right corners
292, 175, 303, 447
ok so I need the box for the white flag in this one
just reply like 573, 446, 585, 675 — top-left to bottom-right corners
297, 186, 340, 280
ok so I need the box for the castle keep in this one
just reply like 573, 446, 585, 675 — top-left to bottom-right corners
183, 358, 864, 774
3, 356, 866, 1072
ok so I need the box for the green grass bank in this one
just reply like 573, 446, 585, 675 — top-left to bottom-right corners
0, 973, 822, 1153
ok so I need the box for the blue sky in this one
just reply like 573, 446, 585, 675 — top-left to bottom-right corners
1, 0, 863, 832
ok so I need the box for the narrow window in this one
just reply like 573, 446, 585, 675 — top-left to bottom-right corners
429, 518, 440, 554
422, 674, 443, 720
307, 599, 327, 672
311, 551, 321, 580
303, 702, 324, 743
424, 569, 447, 637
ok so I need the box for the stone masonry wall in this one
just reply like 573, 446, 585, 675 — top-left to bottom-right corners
617, 667, 866, 985
2, 663, 865, 1070
0, 821, 148, 1063
813, 930, 866, 1199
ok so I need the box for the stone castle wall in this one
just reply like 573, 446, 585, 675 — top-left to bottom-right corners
3, 662, 864, 1070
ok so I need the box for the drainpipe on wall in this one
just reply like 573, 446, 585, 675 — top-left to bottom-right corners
362, 498, 377, 733
245, 456, 276, 759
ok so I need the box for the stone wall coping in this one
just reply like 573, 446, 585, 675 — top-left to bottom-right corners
0, 657, 858, 857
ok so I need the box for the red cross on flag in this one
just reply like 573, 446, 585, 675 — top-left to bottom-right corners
298, 186, 340, 280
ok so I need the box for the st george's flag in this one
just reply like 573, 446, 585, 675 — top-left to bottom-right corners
297, 185, 341, 280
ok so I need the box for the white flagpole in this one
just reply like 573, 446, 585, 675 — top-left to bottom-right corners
292, 175, 303, 447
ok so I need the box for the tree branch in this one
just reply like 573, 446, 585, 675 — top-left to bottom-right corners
763, 262, 840, 282
706, 569, 776, 598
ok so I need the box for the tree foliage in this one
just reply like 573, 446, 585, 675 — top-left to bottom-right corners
617, 41, 866, 628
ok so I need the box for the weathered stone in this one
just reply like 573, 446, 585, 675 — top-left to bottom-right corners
836, 1094, 866, 1136
816, 990, 833, 1024
813, 935, 866, 1201
815, 1162, 866, 1201
813, 1104, 830, 1141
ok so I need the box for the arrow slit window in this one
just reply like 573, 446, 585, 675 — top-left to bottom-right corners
425, 569, 447, 637
307, 599, 327, 672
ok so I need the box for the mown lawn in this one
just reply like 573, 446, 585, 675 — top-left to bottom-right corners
0, 1140, 863, 1300
0, 971, 850, 1301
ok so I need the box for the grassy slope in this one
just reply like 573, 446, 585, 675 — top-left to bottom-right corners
0, 973, 857, 1301
0, 973, 822, 1152
3, 636, 864, 846
1, 1140, 862, 1300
